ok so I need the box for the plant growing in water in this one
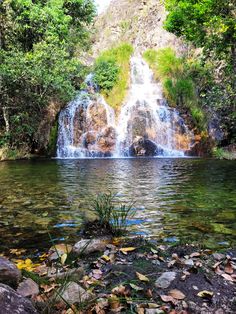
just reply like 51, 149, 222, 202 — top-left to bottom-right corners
91, 192, 136, 236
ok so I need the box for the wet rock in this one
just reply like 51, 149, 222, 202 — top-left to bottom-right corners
56, 281, 94, 305
73, 239, 107, 255
129, 136, 159, 156
0, 283, 38, 314
17, 278, 39, 297
0, 257, 21, 288
155, 272, 176, 289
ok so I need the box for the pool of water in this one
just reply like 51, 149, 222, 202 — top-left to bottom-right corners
0, 158, 235, 252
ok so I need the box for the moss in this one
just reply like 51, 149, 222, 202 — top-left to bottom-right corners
47, 121, 58, 157
94, 43, 134, 110
143, 47, 206, 131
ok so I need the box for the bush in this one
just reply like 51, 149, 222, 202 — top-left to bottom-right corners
94, 43, 134, 109
93, 58, 120, 92
143, 48, 206, 131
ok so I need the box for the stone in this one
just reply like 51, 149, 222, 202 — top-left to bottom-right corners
73, 239, 107, 255
0, 283, 38, 314
155, 272, 176, 289
56, 281, 94, 305
17, 278, 39, 297
48, 267, 84, 282
184, 259, 194, 267
213, 253, 225, 261
145, 310, 164, 314
0, 257, 21, 288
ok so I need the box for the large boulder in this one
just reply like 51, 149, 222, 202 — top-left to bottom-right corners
0, 283, 38, 314
129, 136, 159, 156
0, 257, 21, 288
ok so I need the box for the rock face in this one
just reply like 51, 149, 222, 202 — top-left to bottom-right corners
0, 257, 21, 288
93, 0, 185, 56
129, 137, 159, 156
0, 283, 38, 314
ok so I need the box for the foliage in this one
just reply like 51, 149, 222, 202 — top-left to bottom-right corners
93, 57, 120, 92
94, 43, 134, 110
212, 147, 235, 160
92, 192, 136, 235
143, 48, 206, 130
0, 0, 96, 150
164, 0, 236, 143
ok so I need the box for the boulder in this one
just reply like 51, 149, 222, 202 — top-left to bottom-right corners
55, 281, 94, 305
17, 278, 39, 298
73, 239, 107, 255
129, 137, 158, 156
0, 257, 21, 288
0, 283, 38, 314
155, 272, 176, 289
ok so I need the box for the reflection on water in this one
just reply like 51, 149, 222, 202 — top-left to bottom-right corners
0, 158, 235, 252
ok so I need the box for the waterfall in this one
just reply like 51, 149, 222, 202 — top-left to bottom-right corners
57, 56, 194, 158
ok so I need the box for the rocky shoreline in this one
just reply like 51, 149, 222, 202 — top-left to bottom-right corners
0, 236, 236, 313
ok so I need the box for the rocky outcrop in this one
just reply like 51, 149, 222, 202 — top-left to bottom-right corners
0, 283, 38, 314
0, 257, 21, 288
92, 0, 186, 56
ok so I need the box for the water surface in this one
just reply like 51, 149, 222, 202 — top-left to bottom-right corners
0, 158, 235, 252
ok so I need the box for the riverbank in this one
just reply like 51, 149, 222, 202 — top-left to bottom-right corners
0, 237, 235, 314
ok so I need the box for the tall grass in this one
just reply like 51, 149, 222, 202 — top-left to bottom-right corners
143, 48, 206, 131
91, 192, 136, 235
94, 43, 134, 110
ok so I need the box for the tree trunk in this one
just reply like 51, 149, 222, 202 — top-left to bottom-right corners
2, 107, 10, 133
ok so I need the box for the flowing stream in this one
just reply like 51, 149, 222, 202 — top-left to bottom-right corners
57, 57, 194, 158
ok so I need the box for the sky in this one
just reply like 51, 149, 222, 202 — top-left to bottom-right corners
94, 0, 112, 14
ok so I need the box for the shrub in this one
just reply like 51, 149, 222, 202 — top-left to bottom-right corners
93, 57, 120, 92
143, 47, 206, 131
94, 43, 134, 110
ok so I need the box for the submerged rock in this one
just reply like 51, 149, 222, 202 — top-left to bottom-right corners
0, 257, 21, 288
73, 239, 107, 255
155, 271, 176, 289
0, 283, 38, 314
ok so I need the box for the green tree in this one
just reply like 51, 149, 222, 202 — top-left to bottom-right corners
0, 0, 95, 150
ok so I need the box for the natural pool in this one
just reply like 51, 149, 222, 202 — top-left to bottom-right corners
0, 158, 235, 253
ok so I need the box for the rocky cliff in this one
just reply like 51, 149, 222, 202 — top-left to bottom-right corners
92, 0, 186, 56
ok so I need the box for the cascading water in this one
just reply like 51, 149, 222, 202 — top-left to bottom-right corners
57, 56, 194, 158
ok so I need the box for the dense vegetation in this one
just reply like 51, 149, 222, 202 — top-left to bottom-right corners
0, 0, 96, 155
143, 48, 206, 131
93, 43, 134, 110
164, 0, 236, 145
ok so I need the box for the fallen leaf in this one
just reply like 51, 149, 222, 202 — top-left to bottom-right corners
147, 303, 159, 308
221, 273, 235, 282
120, 247, 136, 254
61, 253, 67, 265
169, 289, 186, 300
160, 295, 178, 305
101, 255, 110, 262
151, 248, 158, 254
197, 290, 214, 298
225, 260, 234, 274
112, 285, 130, 297
136, 272, 149, 282
190, 252, 201, 258
130, 283, 143, 291
146, 288, 153, 298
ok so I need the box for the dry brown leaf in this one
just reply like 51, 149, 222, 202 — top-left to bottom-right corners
136, 272, 149, 282
160, 295, 178, 305
215, 266, 223, 275
40, 283, 58, 293
112, 285, 130, 297
146, 288, 153, 298
225, 260, 234, 274
169, 289, 186, 300
190, 252, 201, 258
221, 273, 235, 282
129, 283, 143, 291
